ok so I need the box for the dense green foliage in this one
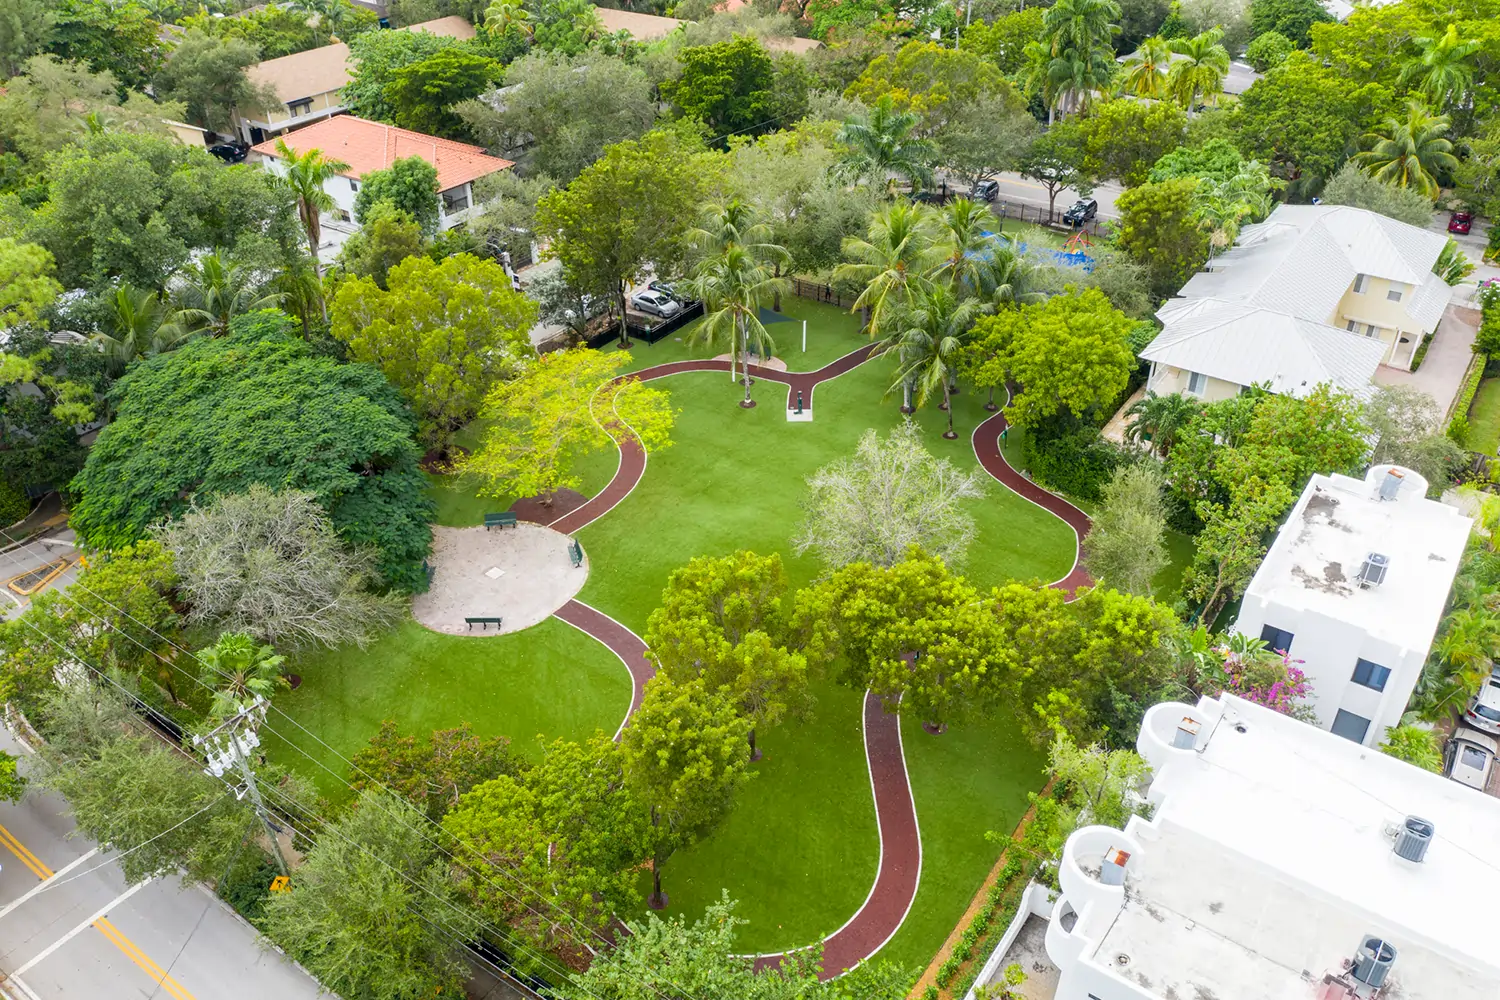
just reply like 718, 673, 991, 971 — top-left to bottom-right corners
70, 312, 433, 591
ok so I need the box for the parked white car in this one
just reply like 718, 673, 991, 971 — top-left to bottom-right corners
1462, 675, 1500, 735
629, 289, 681, 319
1445, 729, 1497, 791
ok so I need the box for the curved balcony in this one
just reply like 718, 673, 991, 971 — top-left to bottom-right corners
1059, 825, 1141, 918
1137, 701, 1209, 773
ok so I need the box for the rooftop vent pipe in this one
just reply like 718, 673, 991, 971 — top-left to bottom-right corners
1173, 717, 1201, 749
1351, 937, 1397, 989
1393, 815, 1433, 863
1378, 468, 1404, 501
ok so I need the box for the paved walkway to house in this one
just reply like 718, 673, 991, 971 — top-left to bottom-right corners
1374, 300, 1480, 416
412, 523, 587, 635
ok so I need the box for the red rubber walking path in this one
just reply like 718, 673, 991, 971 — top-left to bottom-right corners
537, 348, 1092, 977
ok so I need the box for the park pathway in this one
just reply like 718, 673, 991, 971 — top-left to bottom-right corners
534, 350, 1093, 980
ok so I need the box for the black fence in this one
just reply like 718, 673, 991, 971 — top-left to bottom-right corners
791, 278, 856, 309
584, 300, 704, 350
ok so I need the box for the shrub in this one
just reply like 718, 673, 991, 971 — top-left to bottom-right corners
0, 479, 29, 526
1024, 427, 1121, 502
1245, 30, 1293, 72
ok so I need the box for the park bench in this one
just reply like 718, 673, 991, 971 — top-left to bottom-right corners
465, 616, 503, 630
484, 512, 518, 530
568, 539, 584, 568
422, 559, 435, 584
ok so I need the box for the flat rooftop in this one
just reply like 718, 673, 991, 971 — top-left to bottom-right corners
1116, 696, 1500, 1000
1243, 468, 1470, 655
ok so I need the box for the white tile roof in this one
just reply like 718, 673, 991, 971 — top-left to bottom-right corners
1143, 298, 1387, 399
1178, 204, 1448, 325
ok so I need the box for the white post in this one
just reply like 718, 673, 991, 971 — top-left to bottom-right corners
802, 320, 807, 353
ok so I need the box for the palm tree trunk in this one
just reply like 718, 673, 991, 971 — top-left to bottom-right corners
749, 727, 761, 762
739, 319, 755, 409
901, 376, 914, 414
773, 262, 782, 312
942, 382, 958, 438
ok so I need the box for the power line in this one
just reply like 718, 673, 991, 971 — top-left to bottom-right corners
0, 530, 716, 1000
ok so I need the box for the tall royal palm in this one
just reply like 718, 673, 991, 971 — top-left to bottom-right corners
1043, 0, 1121, 56
91, 285, 173, 374
689, 244, 789, 408
836, 95, 939, 197
834, 201, 945, 342
689, 201, 785, 380
1120, 36, 1172, 100
167, 254, 284, 339
1353, 101, 1460, 200
886, 286, 987, 439
1167, 28, 1230, 111
1398, 23, 1481, 111
1031, 43, 1118, 119
273, 139, 350, 263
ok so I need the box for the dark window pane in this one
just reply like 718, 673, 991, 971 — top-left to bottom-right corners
1260, 625, 1295, 653
1352, 659, 1390, 692
1331, 709, 1372, 743
1460, 747, 1489, 769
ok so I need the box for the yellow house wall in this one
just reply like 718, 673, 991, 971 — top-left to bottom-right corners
1330, 274, 1425, 366
255, 89, 342, 127
1149, 365, 1243, 402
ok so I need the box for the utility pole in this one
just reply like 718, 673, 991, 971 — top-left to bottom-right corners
194, 697, 289, 876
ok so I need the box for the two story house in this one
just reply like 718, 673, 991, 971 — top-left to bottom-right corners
1139, 205, 1452, 402
233, 17, 478, 145
250, 115, 513, 259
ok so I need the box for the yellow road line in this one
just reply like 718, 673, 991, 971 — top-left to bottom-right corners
0, 821, 196, 1000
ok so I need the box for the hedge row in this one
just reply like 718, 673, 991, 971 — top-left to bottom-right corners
934, 853, 1037, 997
1448, 355, 1487, 446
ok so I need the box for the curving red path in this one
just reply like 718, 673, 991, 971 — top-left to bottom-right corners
534, 349, 1093, 979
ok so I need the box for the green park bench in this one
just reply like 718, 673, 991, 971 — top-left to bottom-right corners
568, 539, 584, 568
422, 559, 435, 584
465, 616, 503, 630
484, 512, 518, 530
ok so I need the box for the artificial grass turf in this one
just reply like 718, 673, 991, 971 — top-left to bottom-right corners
876, 712, 1049, 969
634, 678, 879, 953
1467, 377, 1500, 457
264, 617, 632, 798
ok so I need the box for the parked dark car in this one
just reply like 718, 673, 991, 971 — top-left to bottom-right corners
1062, 199, 1098, 226
1448, 210, 1474, 235
970, 178, 1000, 202
208, 142, 249, 164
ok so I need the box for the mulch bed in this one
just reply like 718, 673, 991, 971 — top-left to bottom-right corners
508, 488, 587, 525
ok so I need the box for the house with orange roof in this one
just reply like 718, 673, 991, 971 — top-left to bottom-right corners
231, 17, 480, 144
250, 115, 513, 258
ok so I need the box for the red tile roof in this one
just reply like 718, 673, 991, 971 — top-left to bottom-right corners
251, 115, 512, 192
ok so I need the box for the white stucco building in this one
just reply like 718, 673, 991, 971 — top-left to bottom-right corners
1230, 465, 1470, 747
1041, 693, 1497, 1000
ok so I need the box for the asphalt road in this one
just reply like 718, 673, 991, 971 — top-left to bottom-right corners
0, 728, 327, 1000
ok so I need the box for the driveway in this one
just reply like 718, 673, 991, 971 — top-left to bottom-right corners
1372, 299, 1480, 416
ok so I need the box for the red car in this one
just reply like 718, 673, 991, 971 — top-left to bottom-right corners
1448, 211, 1474, 235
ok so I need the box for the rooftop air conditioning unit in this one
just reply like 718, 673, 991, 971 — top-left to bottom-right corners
1378, 468, 1404, 501
1350, 937, 1397, 989
1393, 815, 1433, 863
1357, 553, 1389, 589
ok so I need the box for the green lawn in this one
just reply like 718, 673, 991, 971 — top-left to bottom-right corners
273, 308, 1080, 971
637, 678, 879, 953
265, 618, 632, 797
1468, 377, 1500, 457
610, 297, 871, 374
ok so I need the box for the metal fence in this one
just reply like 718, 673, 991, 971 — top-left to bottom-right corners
790, 277, 857, 309
583, 300, 704, 350
991, 200, 1105, 237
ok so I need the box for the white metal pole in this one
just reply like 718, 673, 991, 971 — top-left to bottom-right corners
802, 320, 807, 353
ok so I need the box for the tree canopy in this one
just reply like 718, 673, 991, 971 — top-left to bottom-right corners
70, 311, 434, 591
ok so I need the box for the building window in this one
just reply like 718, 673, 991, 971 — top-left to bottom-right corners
1346, 319, 1359, 333
1331, 709, 1372, 743
1366, 324, 1378, 338
1351, 659, 1391, 691
441, 189, 470, 215
1353, 273, 1368, 293
1387, 288, 1403, 302
1260, 624, 1294, 653
1186, 371, 1208, 396
350, 179, 359, 191
287, 99, 313, 117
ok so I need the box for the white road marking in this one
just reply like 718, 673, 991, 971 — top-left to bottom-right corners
12, 879, 153, 976
0, 849, 100, 921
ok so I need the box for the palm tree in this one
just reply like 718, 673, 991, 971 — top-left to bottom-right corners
1398, 23, 1481, 111
1042, 0, 1121, 56
166, 254, 284, 339
885, 286, 988, 439
931, 198, 1006, 299
272, 139, 350, 264
197, 632, 288, 720
1120, 36, 1172, 100
273, 258, 327, 338
689, 201, 785, 378
91, 285, 173, 374
1195, 161, 1277, 252
1124, 390, 1199, 456
484, 0, 534, 38
833, 201, 945, 344
689, 243, 789, 408
1353, 101, 1460, 200
835, 96, 939, 196
1030, 43, 1118, 119
1167, 28, 1230, 111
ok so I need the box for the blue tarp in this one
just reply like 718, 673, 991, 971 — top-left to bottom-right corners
757, 307, 797, 325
